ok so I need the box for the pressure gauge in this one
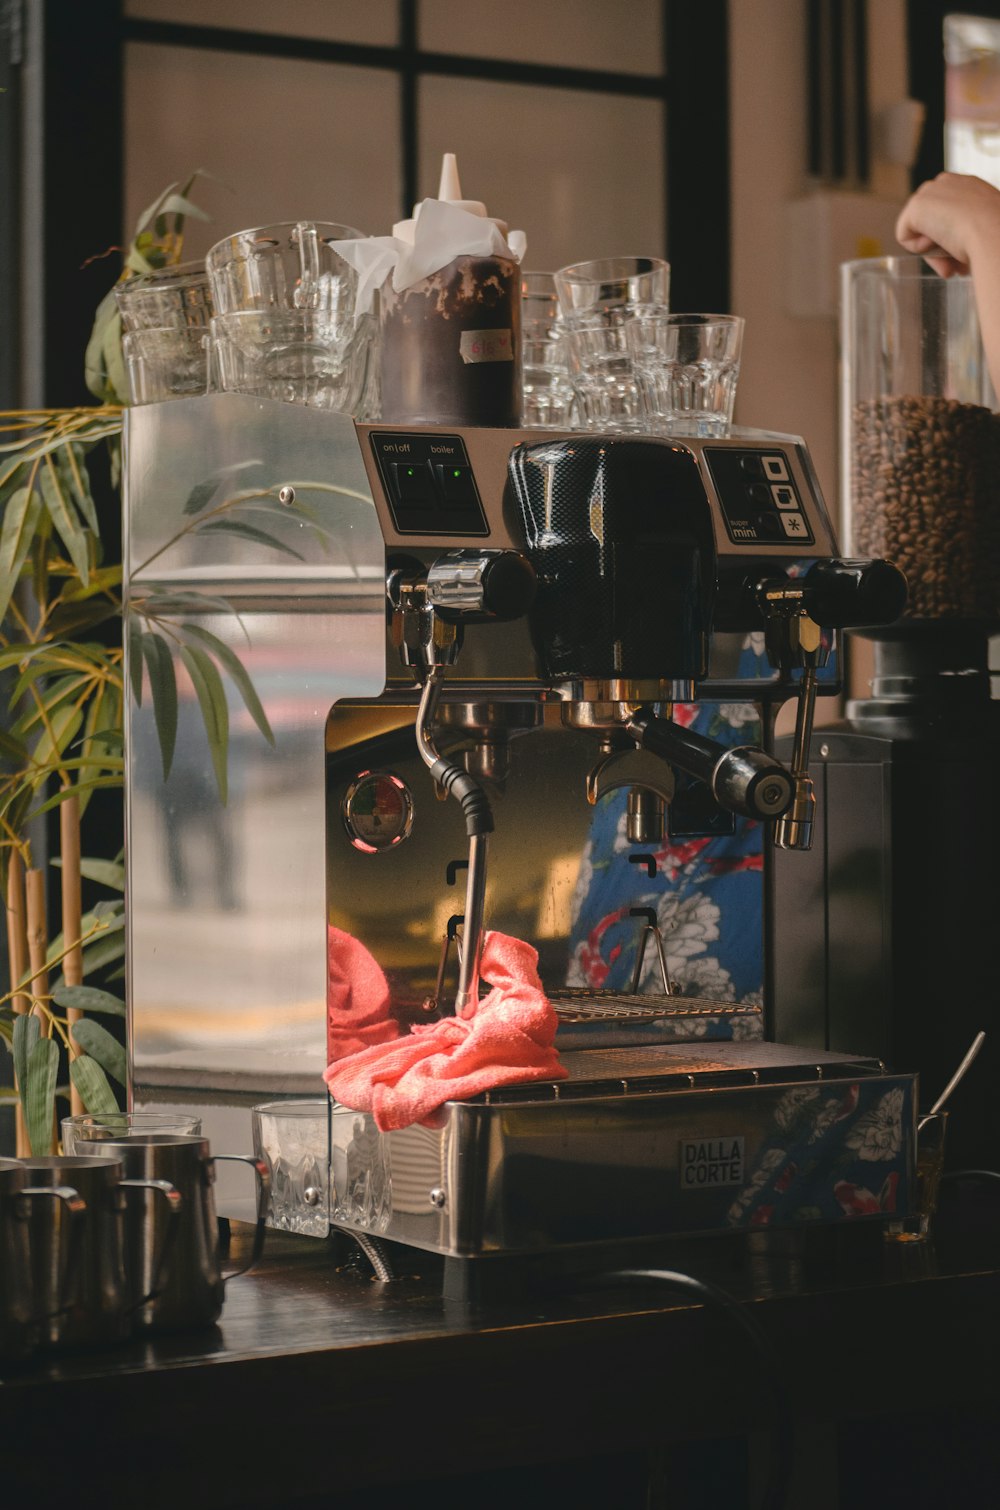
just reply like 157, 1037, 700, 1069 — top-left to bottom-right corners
341, 771, 414, 853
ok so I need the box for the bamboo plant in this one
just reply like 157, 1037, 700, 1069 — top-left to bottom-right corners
0, 175, 351, 1155
0, 179, 206, 1153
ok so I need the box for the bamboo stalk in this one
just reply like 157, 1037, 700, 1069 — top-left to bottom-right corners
5, 851, 30, 1155
60, 796, 85, 1116
25, 868, 50, 1031
25, 867, 59, 1153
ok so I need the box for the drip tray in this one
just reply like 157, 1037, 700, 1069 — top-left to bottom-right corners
476, 1039, 888, 1103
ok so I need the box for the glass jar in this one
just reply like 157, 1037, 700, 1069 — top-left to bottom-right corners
840, 255, 1000, 624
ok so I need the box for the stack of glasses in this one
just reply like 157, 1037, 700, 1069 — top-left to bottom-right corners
546, 254, 744, 437
206, 219, 376, 416
116, 261, 213, 404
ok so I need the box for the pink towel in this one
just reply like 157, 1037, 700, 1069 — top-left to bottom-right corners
326, 924, 400, 1062
323, 930, 566, 1131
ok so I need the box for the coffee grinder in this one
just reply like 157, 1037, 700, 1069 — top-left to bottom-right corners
773, 256, 999, 1171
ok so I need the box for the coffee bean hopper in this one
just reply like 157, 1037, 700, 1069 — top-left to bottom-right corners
773, 256, 999, 1173
123, 396, 916, 1291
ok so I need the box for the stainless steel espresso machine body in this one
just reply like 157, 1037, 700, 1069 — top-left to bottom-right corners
323, 420, 917, 1263
123, 396, 915, 1255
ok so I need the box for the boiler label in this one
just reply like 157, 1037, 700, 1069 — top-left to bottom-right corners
679, 1136, 745, 1188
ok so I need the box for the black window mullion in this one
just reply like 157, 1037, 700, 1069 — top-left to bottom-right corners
665, 0, 729, 312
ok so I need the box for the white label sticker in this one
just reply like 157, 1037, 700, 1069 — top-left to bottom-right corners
459, 328, 513, 364
679, 1136, 745, 1188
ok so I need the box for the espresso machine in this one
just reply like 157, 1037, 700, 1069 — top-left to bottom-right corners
323, 419, 916, 1286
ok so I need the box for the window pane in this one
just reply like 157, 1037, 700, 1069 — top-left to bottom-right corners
124, 44, 400, 257
419, 0, 662, 75
124, 0, 398, 46
418, 78, 665, 272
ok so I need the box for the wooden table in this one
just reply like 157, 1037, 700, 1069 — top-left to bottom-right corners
3, 1188, 999, 1510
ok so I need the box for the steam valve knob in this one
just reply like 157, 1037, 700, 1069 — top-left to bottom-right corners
425, 549, 537, 623
801, 558, 908, 629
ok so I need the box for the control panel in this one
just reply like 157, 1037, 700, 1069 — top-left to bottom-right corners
703, 447, 815, 547
369, 431, 489, 537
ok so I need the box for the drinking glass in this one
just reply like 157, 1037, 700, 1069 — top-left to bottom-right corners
252, 1098, 330, 1237
206, 220, 366, 322
562, 309, 649, 432
553, 254, 670, 316
885, 1110, 949, 1243
114, 260, 214, 332
626, 311, 744, 437
122, 327, 210, 404
520, 271, 574, 429
210, 309, 367, 412
62, 1110, 203, 1154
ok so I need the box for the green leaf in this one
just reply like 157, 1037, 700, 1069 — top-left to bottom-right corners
194, 518, 305, 560
80, 928, 127, 977
141, 631, 178, 778
69, 1055, 121, 1116
127, 613, 144, 706
53, 984, 126, 1016
25, 1036, 59, 1156
182, 460, 261, 516
71, 1017, 127, 1086
29, 775, 121, 820
179, 642, 229, 803
178, 623, 275, 746
84, 287, 121, 404
13, 1011, 40, 1093
0, 725, 28, 761
45, 598, 120, 638
58, 442, 101, 535
183, 477, 222, 516
40, 457, 91, 586
0, 484, 43, 624
27, 703, 84, 777
71, 857, 126, 891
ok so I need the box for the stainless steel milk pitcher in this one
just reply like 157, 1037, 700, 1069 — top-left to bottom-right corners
18, 1155, 181, 1350
81, 1135, 269, 1333
0, 1156, 85, 1362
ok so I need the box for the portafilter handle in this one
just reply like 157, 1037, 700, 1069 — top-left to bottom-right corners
625, 709, 795, 822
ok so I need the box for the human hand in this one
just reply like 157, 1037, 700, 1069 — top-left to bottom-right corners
896, 171, 1000, 277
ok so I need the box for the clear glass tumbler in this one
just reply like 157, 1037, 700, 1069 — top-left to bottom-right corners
562, 309, 648, 431
520, 270, 574, 429
114, 260, 214, 332
210, 308, 368, 412
626, 311, 744, 437
251, 1098, 330, 1237
206, 220, 366, 323
63, 1110, 203, 1154
122, 326, 210, 404
553, 254, 670, 316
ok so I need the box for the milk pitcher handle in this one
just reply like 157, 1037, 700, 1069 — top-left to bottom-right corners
119, 1177, 183, 1308
212, 1154, 270, 1281
20, 1184, 88, 1319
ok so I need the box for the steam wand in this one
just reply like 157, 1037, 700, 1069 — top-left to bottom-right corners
389, 549, 535, 1015
415, 664, 492, 1016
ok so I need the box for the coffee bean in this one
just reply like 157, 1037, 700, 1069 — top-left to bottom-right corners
851, 396, 1000, 620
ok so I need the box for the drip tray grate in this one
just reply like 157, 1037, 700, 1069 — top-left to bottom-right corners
549, 990, 759, 1023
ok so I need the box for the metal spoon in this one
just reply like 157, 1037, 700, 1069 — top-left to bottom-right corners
917, 1030, 986, 1132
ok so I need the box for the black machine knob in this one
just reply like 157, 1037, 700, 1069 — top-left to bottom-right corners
799, 557, 908, 629
425, 549, 537, 623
